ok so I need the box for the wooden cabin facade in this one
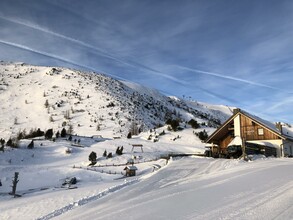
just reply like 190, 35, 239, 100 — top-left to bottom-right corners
206, 108, 293, 158
124, 166, 137, 176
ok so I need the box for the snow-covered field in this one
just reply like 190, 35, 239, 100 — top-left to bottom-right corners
58, 157, 293, 220
1, 62, 292, 220
0, 128, 203, 220
1, 133, 292, 220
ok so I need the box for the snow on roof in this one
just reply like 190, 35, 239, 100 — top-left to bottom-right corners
246, 141, 279, 149
124, 166, 137, 170
239, 109, 282, 136
280, 125, 293, 138
240, 110, 293, 140
228, 136, 242, 146
206, 108, 293, 143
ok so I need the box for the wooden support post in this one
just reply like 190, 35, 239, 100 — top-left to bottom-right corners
241, 138, 247, 160
11, 172, 20, 197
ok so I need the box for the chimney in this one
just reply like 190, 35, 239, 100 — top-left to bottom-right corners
276, 122, 282, 134
233, 108, 241, 115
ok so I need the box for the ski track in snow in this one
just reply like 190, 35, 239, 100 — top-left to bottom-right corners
188, 181, 293, 220
56, 158, 293, 220
36, 179, 139, 220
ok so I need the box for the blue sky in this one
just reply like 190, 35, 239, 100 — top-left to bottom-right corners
1, 0, 293, 122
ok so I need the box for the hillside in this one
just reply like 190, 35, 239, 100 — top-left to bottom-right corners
0, 61, 232, 141
0, 62, 292, 220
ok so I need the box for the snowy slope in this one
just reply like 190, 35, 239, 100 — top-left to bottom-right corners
0, 61, 231, 141
52, 157, 293, 220
0, 132, 201, 220
1, 146, 292, 220
2, 62, 292, 220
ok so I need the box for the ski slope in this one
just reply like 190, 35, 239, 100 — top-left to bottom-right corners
1, 133, 292, 220
53, 157, 293, 220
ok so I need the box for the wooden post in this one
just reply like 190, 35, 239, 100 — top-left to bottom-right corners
11, 172, 20, 197
241, 138, 247, 160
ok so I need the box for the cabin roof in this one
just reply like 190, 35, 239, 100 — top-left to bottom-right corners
124, 166, 137, 171
206, 108, 293, 143
241, 109, 281, 135
246, 140, 279, 149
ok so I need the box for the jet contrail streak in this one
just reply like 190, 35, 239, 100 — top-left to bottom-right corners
0, 40, 129, 80
0, 15, 188, 86
0, 40, 244, 106
0, 15, 137, 69
177, 65, 282, 91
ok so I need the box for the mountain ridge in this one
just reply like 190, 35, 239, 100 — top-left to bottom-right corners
0, 61, 232, 140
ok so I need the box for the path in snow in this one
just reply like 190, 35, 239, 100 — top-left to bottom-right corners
36, 178, 139, 220
37, 179, 138, 220
53, 157, 293, 220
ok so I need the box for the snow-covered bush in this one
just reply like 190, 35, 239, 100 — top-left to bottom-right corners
65, 147, 72, 154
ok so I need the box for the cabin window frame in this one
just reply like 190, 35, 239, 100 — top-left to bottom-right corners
258, 128, 264, 136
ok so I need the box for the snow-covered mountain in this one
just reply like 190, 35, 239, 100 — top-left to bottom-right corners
1, 62, 293, 220
0, 61, 232, 140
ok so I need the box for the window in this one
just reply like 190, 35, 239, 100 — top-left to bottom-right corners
258, 128, 264, 135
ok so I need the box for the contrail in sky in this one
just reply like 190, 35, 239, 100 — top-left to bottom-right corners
177, 65, 282, 91
0, 41, 244, 106
267, 96, 293, 112
0, 15, 136, 69
0, 40, 129, 81
0, 15, 187, 86
0, 39, 186, 87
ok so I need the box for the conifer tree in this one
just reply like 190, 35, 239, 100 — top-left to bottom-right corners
45, 129, 53, 139
44, 99, 49, 108
27, 140, 34, 149
88, 151, 97, 165
116, 146, 120, 155
61, 128, 67, 138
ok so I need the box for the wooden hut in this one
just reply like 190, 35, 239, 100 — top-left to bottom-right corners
124, 166, 137, 176
205, 108, 293, 158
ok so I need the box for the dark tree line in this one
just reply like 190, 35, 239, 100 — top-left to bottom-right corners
166, 119, 180, 131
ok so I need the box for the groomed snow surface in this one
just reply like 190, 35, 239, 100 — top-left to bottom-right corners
0, 134, 292, 220
54, 157, 293, 220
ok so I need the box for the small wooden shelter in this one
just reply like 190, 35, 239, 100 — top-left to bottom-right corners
205, 108, 293, 158
124, 166, 137, 177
